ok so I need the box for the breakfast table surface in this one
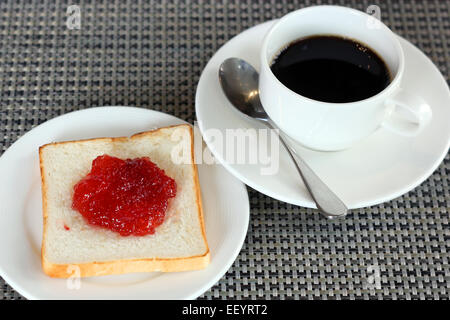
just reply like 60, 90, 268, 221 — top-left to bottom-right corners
0, 0, 449, 300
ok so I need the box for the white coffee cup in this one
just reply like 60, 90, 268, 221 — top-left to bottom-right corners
259, 5, 432, 151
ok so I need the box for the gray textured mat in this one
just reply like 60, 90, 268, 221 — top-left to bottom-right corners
0, 0, 448, 300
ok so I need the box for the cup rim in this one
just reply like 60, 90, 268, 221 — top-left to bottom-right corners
260, 5, 405, 107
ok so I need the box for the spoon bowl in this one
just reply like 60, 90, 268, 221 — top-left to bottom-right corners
219, 58, 268, 120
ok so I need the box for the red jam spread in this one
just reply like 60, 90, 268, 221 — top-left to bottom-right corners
72, 155, 176, 236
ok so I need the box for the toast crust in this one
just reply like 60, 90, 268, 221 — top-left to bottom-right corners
39, 124, 210, 278
42, 252, 211, 278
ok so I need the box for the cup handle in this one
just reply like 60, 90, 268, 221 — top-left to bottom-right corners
381, 89, 432, 137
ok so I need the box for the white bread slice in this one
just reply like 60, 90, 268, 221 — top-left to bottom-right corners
39, 124, 209, 278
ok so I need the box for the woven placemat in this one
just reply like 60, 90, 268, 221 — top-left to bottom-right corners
0, 0, 448, 300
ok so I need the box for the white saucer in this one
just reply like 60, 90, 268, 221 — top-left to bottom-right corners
196, 21, 450, 209
0, 106, 249, 299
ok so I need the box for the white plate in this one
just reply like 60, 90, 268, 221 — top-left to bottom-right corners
0, 106, 249, 299
196, 21, 450, 209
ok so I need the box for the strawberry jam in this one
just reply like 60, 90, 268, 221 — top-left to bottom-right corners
72, 155, 176, 236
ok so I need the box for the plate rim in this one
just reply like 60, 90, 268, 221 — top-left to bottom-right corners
0, 106, 250, 300
195, 20, 450, 210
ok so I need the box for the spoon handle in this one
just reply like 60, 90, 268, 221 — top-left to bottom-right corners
264, 119, 348, 219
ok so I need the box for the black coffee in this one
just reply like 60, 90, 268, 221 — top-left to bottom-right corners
270, 35, 391, 103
